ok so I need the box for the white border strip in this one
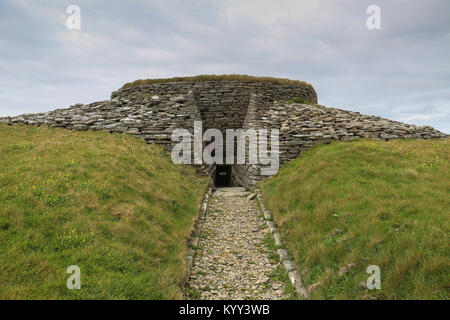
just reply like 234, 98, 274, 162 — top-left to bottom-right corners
256, 192, 310, 299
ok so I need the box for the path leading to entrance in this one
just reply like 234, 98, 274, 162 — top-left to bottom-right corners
186, 187, 289, 300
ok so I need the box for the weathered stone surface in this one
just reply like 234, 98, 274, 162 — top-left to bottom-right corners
288, 271, 310, 299
277, 249, 289, 262
266, 220, 275, 232
246, 193, 257, 201
273, 232, 282, 247
233, 94, 447, 186
185, 187, 289, 300
283, 260, 297, 272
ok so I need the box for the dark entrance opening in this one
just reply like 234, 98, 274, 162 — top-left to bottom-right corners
215, 165, 232, 187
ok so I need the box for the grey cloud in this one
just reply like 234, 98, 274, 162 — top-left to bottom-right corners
0, 0, 448, 133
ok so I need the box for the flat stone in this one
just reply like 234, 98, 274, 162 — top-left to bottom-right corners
246, 193, 257, 201
266, 220, 275, 230
283, 260, 296, 272
288, 271, 310, 299
277, 249, 288, 262
273, 232, 282, 246
188, 236, 199, 247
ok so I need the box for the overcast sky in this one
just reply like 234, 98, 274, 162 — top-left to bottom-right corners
0, 0, 449, 132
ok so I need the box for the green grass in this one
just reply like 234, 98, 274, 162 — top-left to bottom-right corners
261, 234, 296, 299
288, 97, 311, 104
0, 124, 209, 299
261, 138, 450, 299
120, 74, 314, 90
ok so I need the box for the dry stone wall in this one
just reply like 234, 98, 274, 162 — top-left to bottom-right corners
0, 80, 446, 186
0, 91, 203, 166
233, 95, 447, 185
111, 81, 317, 134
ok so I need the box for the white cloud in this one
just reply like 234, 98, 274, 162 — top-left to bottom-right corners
402, 112, 449, 123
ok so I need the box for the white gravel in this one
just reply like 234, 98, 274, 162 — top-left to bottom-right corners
186, 187, 288, 300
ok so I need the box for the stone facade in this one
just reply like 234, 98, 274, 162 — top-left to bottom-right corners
0, 80, 446, 186
111, 81, 317, 133
233, 93, 447, 185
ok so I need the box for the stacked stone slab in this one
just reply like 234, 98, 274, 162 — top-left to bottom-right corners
0, 80, 446, 186
0, 91, 203, 167
233, 95, 447, 185
111, 81, 317, 133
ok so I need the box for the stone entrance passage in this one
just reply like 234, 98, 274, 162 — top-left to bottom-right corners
185, 187, 288, 300
214, 165, 232, 187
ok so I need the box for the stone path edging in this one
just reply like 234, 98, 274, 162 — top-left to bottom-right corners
182, 186, 310, 300
256, 191, 310, 299
183, 186, 213, 288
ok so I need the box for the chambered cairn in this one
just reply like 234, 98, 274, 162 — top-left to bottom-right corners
1, 76, 447, 186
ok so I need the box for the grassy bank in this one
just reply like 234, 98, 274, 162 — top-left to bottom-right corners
0, 124, 208, 299
120, 74, 313, 90
261, 138, 449, 299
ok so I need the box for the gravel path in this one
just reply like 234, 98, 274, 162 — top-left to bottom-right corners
186, 187, 289, 300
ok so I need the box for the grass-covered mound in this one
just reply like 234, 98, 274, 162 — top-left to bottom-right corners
0, 124, 208, 299
120, 74, 314, 90
261, 138, 449, 299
